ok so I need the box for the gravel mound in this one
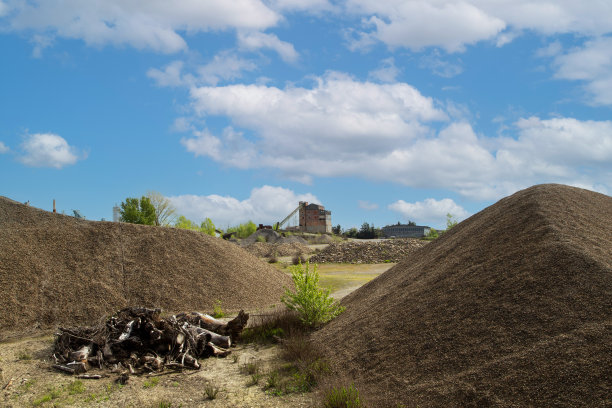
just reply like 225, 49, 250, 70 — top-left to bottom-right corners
312, 184, 612, 407
0, 197, 292, 338
309, 239, 427, 264
245, 242, 313, 258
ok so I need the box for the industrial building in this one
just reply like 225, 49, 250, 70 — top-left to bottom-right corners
381, 223, 431, 238
277, 201, 332, 234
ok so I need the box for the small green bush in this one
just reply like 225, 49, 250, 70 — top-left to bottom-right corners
68, 380, 85, 395
323, 383, 362, 408
204, 383, 220, 400
212, 300, 225, 318
282, 261, 345, 327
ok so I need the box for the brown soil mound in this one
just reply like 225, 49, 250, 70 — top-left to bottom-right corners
312, 184, 612, 407
310, 239, 427, 264
0, 197, 292, 339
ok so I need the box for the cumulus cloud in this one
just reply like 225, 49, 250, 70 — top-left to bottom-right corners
358, 200, 379, 210
268, 0, 335, 13
368, 57, 400, 83
551, 37, 612, 105
148, 53, 258, 88
169, 185, 319, 227
0, 141, 9, 153
18, 133, 84, 168
3, 0, 279, 53
389, 197, 469, 227
180, 72, 612, 200
345, 0, 612, 52
419, 51, 463, 78
237, 31, 299, 63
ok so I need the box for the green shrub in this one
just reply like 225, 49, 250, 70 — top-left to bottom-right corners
204, 383, 220, 400
281, 261, 345, 327
212, 300, 225, 318
323, 383, 362, 408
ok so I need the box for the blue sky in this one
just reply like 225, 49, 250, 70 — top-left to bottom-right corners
1, 1, 611, 230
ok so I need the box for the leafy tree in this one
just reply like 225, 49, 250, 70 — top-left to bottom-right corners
120, 196, 156, 225
174, 215, 200, 230
226, 221, 257, 238
331, 224, 341, 235
281, 261, 345, 327
424, 228, 439, 240
446, 213, 458, 230
146, 191, 176, 226
200, 218, 216, 236
407, 220, 416, 226
344, 227, 358, 238
356, 222, 381, 239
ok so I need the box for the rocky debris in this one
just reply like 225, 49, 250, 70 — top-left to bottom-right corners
245, 242, 313, 258
52, 307, 249, 377
309, 239, 428, 264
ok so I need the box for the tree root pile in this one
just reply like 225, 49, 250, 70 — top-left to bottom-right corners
52, 307, 249, 378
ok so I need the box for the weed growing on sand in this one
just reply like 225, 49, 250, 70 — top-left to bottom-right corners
32, 386, 62, 406
323, 383, 362, 408
17, 350, 32, 360
212, 299, 225, 318
143, 377, 160, 388
67, 380, 85, 395
156, 399, 180, 408
204, 383, 220, 400
282, 261, 345, 327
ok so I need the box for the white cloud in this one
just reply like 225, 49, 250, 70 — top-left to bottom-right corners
551, 37, 612, 105
0, 1, 8, 17
358, 200, 379, 210
237, 31, 299, 63
419, 51, 463, 78
18, 133, 84, 168
389, 197, 469, 228
368, 57, 400, 83
148, 53, 258, 88
345, 1, 612, 52
182, 72, 612, 200
0, 141, 9, 153
169, 185, 319, 227
268, 0, 335, 13
4, 0, 280, 53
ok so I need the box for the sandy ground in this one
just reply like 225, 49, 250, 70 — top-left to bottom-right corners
0, 335, 315, 408
0, 261, 388, 408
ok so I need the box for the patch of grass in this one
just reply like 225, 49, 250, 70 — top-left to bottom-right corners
212, 299, 225, 318
143, 377, 160, 388
204, 383, 220, 400
67, 379, 85, 395
323, 383, 362, 408
241, 360, 261, 375
171, 381, 179, 387
265, 371, 280, 390
231, 353, 240, 363
17, 350, 32, 360
247, 373, 262, 386
32, 387, 62, 406
156, 399, 180, 408
256, 235, 267, 243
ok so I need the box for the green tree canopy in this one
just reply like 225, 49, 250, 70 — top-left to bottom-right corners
120, 196, 156, 225
174, 215, 216, 236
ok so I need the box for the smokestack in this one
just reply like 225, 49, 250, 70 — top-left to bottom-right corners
53, 199, 56, 213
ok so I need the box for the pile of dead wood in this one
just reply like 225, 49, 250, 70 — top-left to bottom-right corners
52, 307, 248, 378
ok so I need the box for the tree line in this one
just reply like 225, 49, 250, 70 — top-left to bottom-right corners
118, 192, 256, 238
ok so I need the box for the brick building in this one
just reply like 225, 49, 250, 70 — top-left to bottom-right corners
298, 202, 332, 234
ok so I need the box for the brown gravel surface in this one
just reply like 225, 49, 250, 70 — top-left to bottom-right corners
0, 197, 292, 339
244, 242, 313, 258
309, 239, 427, 264
312, 184, 612, 407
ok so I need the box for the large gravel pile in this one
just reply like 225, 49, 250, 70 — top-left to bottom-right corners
312, 184, 612, 407
244, 242, 313, 258
309, 239, 427, 264
0, 196, 292, 339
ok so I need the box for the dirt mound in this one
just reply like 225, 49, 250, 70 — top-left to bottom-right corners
0, 197, 292, 339
312, 184, 612, 407
245, 242, 313, 258
240, 229, 281, 245
310, 239, 427, 264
